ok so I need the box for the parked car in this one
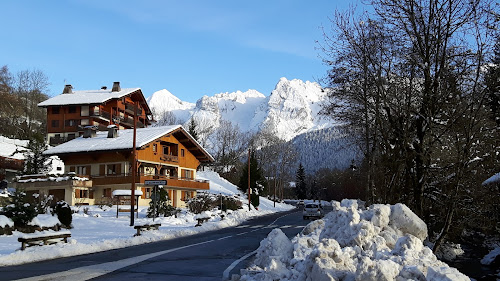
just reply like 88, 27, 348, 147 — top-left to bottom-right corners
297, 200, 305, 208
303, 203, 324, 220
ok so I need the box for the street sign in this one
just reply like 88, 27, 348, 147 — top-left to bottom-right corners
144, 180, 167, 186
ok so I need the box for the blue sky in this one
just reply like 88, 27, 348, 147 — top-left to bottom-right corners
1, 0, 361, 102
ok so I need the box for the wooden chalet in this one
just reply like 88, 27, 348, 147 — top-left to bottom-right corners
38, 82, 153, 146
14, 125, 214, 207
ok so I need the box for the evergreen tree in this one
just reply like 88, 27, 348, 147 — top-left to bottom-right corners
237, 151, 266, 195
188, 119, 199, 142
1, 189, 37, 227
147, 187, 178, 217
295, 163, 307, 199
23, 134, 50, 175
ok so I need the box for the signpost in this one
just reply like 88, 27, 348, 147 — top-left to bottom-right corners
144, 180, 167, 186
144, 180, 167, 221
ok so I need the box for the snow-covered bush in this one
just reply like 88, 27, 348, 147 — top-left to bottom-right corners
0, 189, 37, 227
0, 215, 14, 235
238, 199, 469, 281
54, 201, 72, 228
187, 193, 216, 214
147, 188, 179, 218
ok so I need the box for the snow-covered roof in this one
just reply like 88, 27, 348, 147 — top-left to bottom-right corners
38, 88, 141, 107
43, 125, 214, 162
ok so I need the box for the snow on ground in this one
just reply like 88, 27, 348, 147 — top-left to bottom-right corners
237, 199, 470, 281
481, 246, 500, 265
0, 171, 293, 266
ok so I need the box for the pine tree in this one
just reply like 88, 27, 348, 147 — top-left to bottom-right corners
23, 134, 50, 175
295, 163, 307, 199
238, 151, 266, 195
188, 119, 199, 142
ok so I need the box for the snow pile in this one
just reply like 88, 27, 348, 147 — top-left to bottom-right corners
239, 199, 469, 281
28, 214, 60, 228
0, 216, 14, 228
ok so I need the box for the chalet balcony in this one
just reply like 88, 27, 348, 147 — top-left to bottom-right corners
160, 154, 179, 163
0, 156, 24, 171
90, 109, 111, 122
124, 103, 143, 115
90, 174, 209, 190
120, 116, 145, 128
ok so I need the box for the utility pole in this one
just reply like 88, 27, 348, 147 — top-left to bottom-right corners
130, 101, 138, 226
248, 148, 251, 211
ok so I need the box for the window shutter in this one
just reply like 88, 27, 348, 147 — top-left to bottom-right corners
141, 188, 146, 199
116, 163, 122, 175
75, 189, 81, 198
99, 165, 105, 176
70, 166, 75, 173
89, 190, 94, 199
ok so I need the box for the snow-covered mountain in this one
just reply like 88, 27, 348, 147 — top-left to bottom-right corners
146, 77, 334, 141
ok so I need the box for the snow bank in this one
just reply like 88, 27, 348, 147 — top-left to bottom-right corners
238, 199, 469, 281
28, 214, 60, 228
481, 246, 500, 265
0, 216, 14, 228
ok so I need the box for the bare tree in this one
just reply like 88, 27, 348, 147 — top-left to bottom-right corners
320, 0, 499, 251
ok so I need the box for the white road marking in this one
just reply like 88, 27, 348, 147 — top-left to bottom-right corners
14, 239, 216, 281
222, 249, 257, 280
15, 211, 302, 281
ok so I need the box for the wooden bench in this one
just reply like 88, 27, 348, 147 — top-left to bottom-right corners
195, 217, 210, 227
18, 232, 71, 250
133, 223, 161, 236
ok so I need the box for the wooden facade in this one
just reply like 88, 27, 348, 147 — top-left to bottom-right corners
38, 83, 153, 146
16, 126, 214, 207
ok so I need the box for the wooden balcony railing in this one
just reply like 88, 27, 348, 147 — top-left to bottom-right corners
90, 174, 209, 190
0, 156, 24, 171
90, 109, 111, 121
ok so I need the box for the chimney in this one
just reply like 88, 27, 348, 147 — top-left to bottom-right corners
112, 82, 121, 92
107, 125, 119, 138
62, 84, 73, 94
101, 86, 107, 90
83, 125, 97, 138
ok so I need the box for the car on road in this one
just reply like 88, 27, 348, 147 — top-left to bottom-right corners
297, 200, 305, 208
303, 203, 324, 220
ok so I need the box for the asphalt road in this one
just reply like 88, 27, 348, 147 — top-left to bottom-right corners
0, 208, 311, 281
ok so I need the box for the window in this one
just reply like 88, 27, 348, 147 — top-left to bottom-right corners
107, 164, 121, 175
68, 106, 77, 113
81, 105, 89, 117
183, 170, 192, 179
76, 166, 89, 176
181, 149, 185, 157
75, 189, 89, 198
81, 119, 89, 126
52, 107, 60, 114
51, 120, 59, 128
163, 146, 169, 155
153, 144, 157, 153
68, 133, 76, 140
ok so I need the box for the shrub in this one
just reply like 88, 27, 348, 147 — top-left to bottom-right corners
188, 193, 216, 214
54, 201, 72, 228
147, 188, 179, 218
0, 189, 37, 227
222, 196, 243, 211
